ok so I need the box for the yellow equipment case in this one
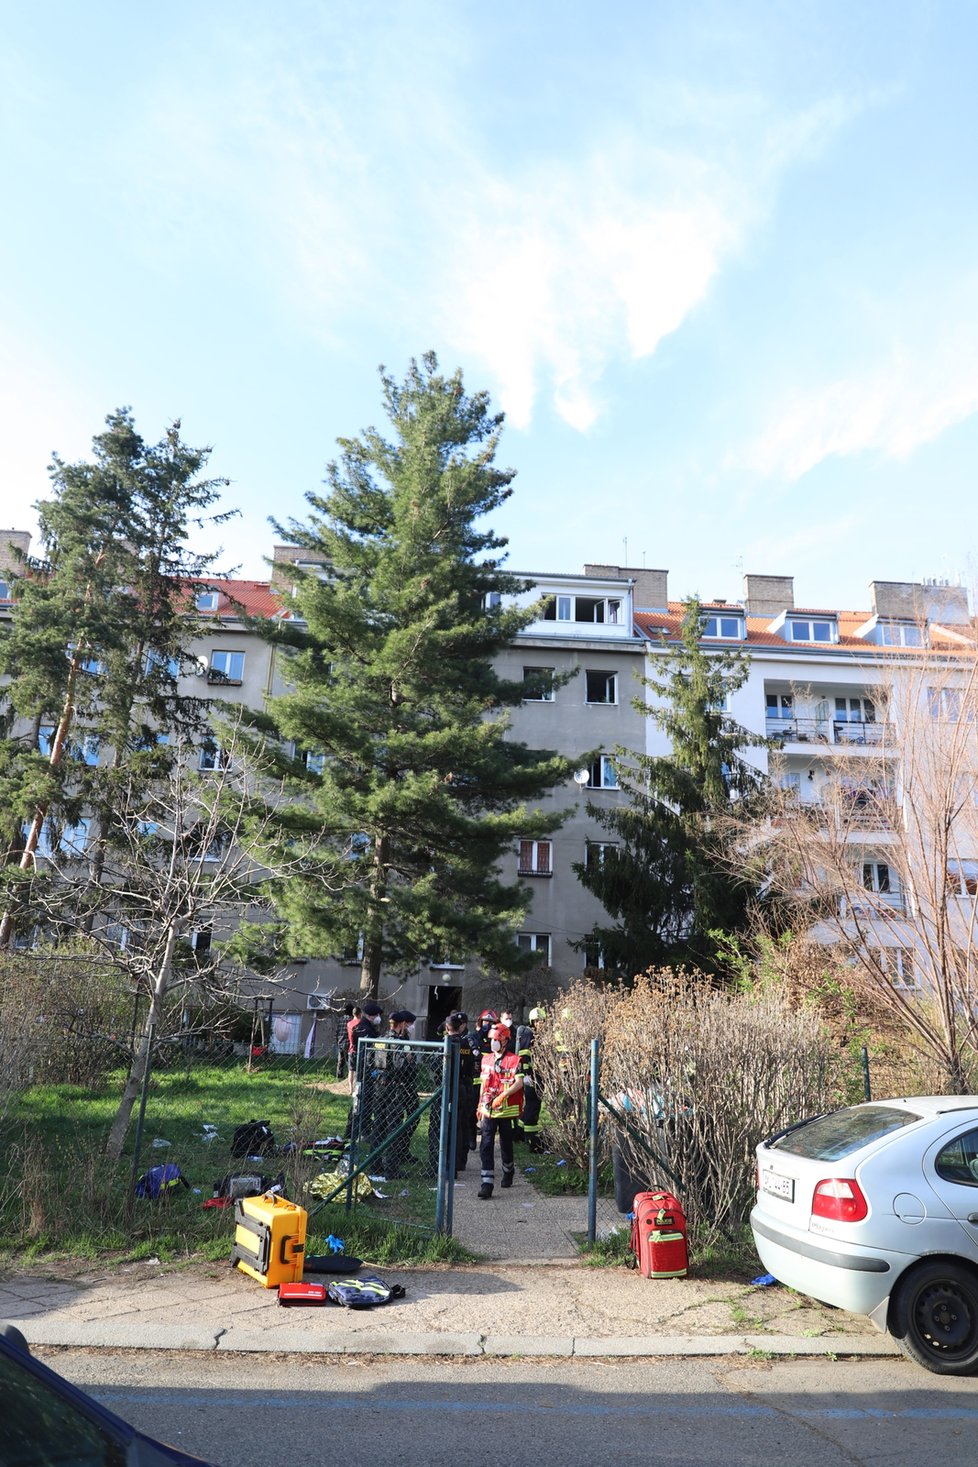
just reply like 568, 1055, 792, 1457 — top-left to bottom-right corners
231, 1192, 307, 1288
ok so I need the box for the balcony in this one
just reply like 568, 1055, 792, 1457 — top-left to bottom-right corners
766, 717, 893, 748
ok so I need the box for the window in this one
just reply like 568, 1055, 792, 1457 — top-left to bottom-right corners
787, 618, 836, 643
936, 1129, 978, 1187
76, 733, 100, 767
583, 941, 606, 970
190, 927, 212, 955
872, 948, 918, 990
209, 649, 245, 684
303, 750, 325, 775
145, 648, 180, 678
0, 579, 10, 601
518, 839, 552, 876
862, 861, 892, 894
34, 819, 90, 859
587, 755, 619, 789
875, 620, 924, 647
543, 594, 622, 625
836, 697, 876, 724
38, 725, 55, 757
702, 614, 743, 639
778, 772, 802, 795
928, 688, 969, 721
766, 693, 793, 722
947, 860, 978, 897
198, 742, 230, 772
585, 669, 617, 704
585, 840, 618, 867
517, 932, 552, 964
66, 643, 104, 674
522, 666, 555, 702
196, 590, 219, 612
0, 1340, 131, 1464
484, 591, 502, 610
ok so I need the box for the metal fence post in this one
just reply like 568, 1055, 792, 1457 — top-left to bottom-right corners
861, 1044, 872, 1102
587, 1036, 599, 1246
435, 1033, 458, 1235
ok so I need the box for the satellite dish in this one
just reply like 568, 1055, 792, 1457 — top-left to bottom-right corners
573, 768, 590, 786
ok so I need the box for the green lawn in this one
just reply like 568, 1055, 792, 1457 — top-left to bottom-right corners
0, 1057, 469, 1265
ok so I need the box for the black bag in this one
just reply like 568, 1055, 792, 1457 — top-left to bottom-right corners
230, 1119, 276, 1158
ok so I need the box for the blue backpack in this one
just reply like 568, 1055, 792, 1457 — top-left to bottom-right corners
326, 1274, 406, 1308
134, 1163, 190, 1199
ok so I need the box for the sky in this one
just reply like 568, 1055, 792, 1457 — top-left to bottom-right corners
2, 1, 977, 611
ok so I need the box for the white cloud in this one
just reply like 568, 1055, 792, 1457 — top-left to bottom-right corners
740, 320, 978, 481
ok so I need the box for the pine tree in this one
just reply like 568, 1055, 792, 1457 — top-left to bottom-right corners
575, 597, 766, 977
238, 354, 571, 996
0, 409, 230, 946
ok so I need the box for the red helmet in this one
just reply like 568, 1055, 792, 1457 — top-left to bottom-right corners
490, 1023, 511, 1044
479, 1010, 498, 1025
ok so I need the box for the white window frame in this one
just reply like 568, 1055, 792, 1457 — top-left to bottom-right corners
585, 840, 618, 867
873, 948, 919, 990
196, 591, 220, 612
544, 594, 622, 626
702, 614, 743, 640
876, 620, 923, 647
518, 838, 553, 876
947, 860, 978, 898
198, 742, 229, 772
862, 860, 893, 895
787, 618, 836, 643
587, 755, 619, 789
517, 932, 552, 964
522, 666, 556, 702
584, 669, 618, 705
209, 649, 245, 684
583, 940, 606, 970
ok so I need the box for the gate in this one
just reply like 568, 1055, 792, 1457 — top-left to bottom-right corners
308, 1034, 461, 1237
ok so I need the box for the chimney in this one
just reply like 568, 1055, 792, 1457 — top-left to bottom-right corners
871, 578, 971, 626
0, 530, 31, 576
583, 563, 668, 610
743, 574, 794, 618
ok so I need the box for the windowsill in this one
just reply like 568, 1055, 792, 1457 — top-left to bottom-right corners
584, 702, 618, 707
518, 869, 553, 878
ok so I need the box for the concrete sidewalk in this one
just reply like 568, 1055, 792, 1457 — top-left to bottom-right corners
0, 1256, 900, 1361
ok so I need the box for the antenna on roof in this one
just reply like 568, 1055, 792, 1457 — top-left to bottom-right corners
623, 536, 628, 565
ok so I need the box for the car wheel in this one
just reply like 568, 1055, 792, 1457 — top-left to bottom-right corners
890, 1261, 978, 1375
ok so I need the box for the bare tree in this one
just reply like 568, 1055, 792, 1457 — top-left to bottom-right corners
754, 645, 978, 1092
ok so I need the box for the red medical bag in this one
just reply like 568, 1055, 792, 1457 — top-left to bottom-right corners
277, 1282, 328, 1306
630, 1190, 689, 1279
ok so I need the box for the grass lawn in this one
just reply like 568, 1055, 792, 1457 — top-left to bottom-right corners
0, 1057, 469, 1266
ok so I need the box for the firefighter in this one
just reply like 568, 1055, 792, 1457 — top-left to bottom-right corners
426, 1011, 474, 1177
465, 1009, 496, 1155
515, 1005, 546, 1153
476, 1022, 524, 1199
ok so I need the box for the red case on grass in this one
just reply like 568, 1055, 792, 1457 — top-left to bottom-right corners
277, 1282, 328, 1306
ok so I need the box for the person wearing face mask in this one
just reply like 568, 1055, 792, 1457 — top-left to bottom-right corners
476, 1022, 524, 1199
376, 1009, 419, 1178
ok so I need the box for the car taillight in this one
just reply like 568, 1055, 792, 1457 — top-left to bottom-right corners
811, 1178, 868, 1223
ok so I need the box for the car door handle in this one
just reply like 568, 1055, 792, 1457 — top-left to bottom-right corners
968, 1214, 978, 1225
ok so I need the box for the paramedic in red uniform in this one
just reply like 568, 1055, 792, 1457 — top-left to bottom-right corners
476, 1022, 524, 1199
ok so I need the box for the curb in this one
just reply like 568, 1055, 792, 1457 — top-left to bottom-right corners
20, 1322, 902, 1360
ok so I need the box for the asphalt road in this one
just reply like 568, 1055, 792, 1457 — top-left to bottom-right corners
43, 1349, 978, 1467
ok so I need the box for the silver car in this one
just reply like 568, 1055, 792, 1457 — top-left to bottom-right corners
750, 1096, 978, 1375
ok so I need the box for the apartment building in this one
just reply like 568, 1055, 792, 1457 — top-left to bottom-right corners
3, 527, 975, 1044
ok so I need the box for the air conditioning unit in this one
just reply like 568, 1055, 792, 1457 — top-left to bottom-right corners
307, 993, 331, 1011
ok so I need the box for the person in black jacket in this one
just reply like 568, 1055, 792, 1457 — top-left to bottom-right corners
427, 1012, 475, 1177
377, 1010, 419, 1178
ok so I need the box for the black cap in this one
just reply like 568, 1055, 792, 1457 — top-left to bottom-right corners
362, 1001, 382, 1017
390, 1009, 416, 1024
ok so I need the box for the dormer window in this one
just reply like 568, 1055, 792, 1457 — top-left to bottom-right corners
544, 594, 622, 625
196, 591, 220, 612
702, 613, 743, 640
787, 617, 836, 644
873, 619, 924, 647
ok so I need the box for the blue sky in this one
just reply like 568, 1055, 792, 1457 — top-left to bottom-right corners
2, 1, 976, 609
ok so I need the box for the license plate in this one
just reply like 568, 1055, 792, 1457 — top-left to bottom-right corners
762, 1170, 794, 1202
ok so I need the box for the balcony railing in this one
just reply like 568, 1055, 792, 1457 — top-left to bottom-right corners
842, 891, 906, 918
766, 717, 892, 747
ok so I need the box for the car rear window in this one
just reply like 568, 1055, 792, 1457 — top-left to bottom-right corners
769, 1105, 922, 1161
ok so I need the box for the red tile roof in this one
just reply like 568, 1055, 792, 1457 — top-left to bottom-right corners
634, 604, 976, 654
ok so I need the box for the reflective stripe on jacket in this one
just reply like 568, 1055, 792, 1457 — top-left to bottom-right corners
478, 1051, 523, 1120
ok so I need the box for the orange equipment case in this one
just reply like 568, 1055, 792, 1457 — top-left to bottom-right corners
230, 1192, 307, 1288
